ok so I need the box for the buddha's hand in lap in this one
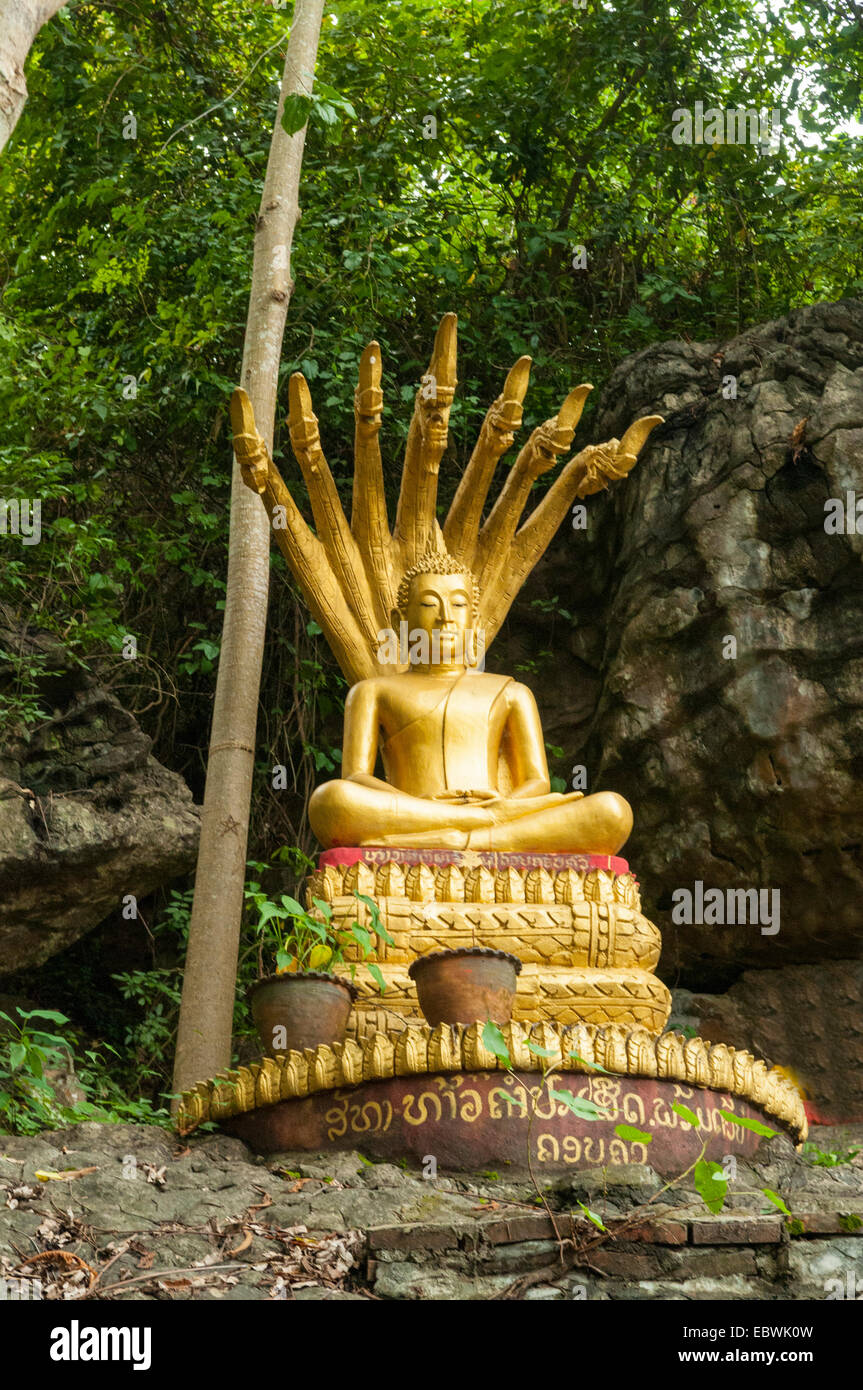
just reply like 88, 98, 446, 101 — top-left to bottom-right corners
430, 789, 503, 805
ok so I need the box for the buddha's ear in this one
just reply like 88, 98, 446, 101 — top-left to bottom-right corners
390, 607, 403, 635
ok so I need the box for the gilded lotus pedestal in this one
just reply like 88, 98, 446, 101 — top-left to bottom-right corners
313, 849, 672, 1038
177, 849, 807, 1173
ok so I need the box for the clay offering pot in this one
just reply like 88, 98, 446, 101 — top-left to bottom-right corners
250, 971, 359, 1057
408, 948, 522, 1027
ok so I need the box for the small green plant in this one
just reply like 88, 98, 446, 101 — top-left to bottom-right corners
530, 596, 574, 622
246, 882, 394, 993
801, 1141, 861, 1168
0, 1008, 74, 1133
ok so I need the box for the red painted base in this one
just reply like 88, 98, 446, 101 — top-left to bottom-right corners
224, 1073, 779, 1176
319, 847, 631, 876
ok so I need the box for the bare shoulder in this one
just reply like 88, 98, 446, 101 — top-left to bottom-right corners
506, 679, 540, 711
345, 678, 381, 713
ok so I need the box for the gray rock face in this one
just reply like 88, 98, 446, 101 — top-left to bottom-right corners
674, 961, 863, 1124
0, 621, 199, 972
501, 300, 863, 981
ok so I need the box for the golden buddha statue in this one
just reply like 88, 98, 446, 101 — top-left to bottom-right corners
173, 313, 809, 1149
308, 550, 633, 853
231, 312, 662, 858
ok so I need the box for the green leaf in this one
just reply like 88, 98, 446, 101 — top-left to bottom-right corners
367, 963, 386, 995
481, 1020, 511, 1066
27, 1050, 46, 1079
281, 93, 313, 137
8, 1042, 26, 1070
311, 896, 333, 922
374, 919, 396, 947
718, 1109, 778, 1138
577, 1201, 607, 1232
550, 1089, 607, 1120
526, 1041, 559, 1058
26, 1075, 54, 1095
695, 1159, 727, 1214
19, 1009, 70, 1026
672, 1102, 701, 1130
275, 950, 293, 972
279, 895, 307, 917
567, 1050, 609, 1073
350, 923, 372, 954
762, 1187, 792, 1217
353, 892, 395, 945
614, 1123, 653, 1145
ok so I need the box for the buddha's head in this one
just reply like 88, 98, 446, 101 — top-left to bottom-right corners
394, 549, 482, 671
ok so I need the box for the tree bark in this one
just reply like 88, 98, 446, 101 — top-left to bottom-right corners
172, 0, 326, 1100
0, 0, 66, 154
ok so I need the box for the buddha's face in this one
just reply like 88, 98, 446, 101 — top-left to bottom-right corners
405, 571, 473, 666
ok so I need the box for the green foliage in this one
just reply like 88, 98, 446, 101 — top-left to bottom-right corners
577, 1201, 607, 1232
246, 878, 392, 990
481, 1019, 512, 1065
568, 1049, 608, 1075
0, 1008, 168, 1135
550, 1088, 608, 1121
801, 1141, 861, 1168
110, 886, 194, 1093
1, 0, 860, 856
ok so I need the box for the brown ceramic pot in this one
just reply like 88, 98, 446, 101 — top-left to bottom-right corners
249, 971, 359, 1057
408, 948, 522, 1027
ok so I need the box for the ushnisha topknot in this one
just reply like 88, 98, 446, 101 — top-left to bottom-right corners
395, 548, 480, 621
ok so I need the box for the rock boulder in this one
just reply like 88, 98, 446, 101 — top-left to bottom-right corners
0, 620, 200, 973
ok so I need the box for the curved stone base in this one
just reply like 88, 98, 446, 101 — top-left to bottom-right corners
223, 1073, 785, 1176
176, 1022, 808, 1144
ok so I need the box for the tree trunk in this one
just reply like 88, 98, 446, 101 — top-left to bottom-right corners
0, 0, 66, 154
172, 0, 326, 1100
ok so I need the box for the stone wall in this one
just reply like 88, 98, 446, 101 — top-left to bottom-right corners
0, 1124, 860, 1301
